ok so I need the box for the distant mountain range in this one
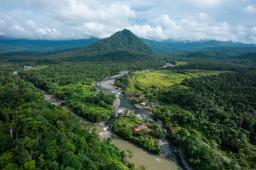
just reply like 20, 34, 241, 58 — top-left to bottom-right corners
142, 39, 256, 54
1, 30, 256, 58
0, 38, 98, 53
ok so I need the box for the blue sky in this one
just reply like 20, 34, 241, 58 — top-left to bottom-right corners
0, 0, 256, 43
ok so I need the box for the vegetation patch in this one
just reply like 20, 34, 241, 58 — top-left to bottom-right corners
153, 71, 256, 169
0, 69, 130, 170
118, 67, 256, 169
124, 70, 223, 102
113, 115, 166, 154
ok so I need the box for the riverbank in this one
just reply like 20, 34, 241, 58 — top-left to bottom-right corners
42, 90, 180, 170
97, 71, 182, 170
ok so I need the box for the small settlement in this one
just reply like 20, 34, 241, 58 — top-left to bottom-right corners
133, 124, 148, 133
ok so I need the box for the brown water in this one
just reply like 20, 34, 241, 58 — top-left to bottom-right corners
112, 137, 179, 170
85, 122, 179, 170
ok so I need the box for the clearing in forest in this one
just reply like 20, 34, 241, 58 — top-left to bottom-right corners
126, 70, 223, 95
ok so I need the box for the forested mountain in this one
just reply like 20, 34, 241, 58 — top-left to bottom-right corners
47, 29, 153, 61
143, 39, 256, 55
86, 29, 152, 55
0, 38, 98, 53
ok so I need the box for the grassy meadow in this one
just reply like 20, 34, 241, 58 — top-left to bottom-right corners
125, 69, 224, 99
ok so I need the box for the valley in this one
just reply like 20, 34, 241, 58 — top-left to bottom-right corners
0, 29, 256, 170
39, 70, 181, 170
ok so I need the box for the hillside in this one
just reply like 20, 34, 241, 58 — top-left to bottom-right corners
50, 29, 153, 61
87, 29, 152, 54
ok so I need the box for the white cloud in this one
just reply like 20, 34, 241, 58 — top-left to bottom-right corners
0, 0, 136, 39
13, 25, 25, 33
128, 25, 166, 40
151, 15, 180, 30
54, 0, 136, 26
252, 27, 256, 34
0, 11, 61, 39
244, 4, 256, 14
251, 26, 256, 41
0, 0, 255, 43
129, 14, 255, 43
80, 22, 122, 38
182, 0, 222, 8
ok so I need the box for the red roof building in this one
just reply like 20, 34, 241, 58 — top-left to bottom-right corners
133, 124, 148, 133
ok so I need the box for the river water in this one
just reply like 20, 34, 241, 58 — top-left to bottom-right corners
96, 71, 181, 170
43, 71, 181, 170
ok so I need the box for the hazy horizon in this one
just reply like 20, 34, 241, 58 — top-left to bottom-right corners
0, 0, 256, 43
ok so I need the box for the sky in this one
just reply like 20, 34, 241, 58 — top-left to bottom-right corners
0, 0, 256, 43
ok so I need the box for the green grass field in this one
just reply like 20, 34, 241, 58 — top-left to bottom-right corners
175, 61, 188, 66
126, 69, 223, 96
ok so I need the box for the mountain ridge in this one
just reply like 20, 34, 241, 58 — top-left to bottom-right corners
50, 29, 153, 61
142, 39, 256, 55
82, 29, 152, 55
1, 32, 256, 54
0, 38, 98, 53
2, 30, 256, 60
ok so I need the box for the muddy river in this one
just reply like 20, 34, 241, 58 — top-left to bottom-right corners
43, 71, 182, 170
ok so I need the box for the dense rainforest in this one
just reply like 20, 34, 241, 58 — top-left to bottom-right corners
116, 63, 256, 169
19, 60, 165, 122
158, 71, 256, 169
0, 66, 132, 170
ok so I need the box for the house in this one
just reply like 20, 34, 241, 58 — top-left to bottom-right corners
133, 124, 148, 133
163, 63, 175, 68
141, 102, 147, 106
